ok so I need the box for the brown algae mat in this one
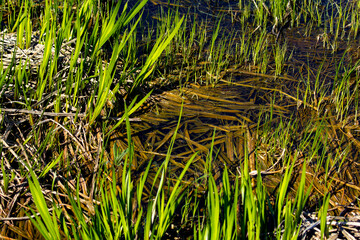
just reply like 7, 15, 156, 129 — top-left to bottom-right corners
110, 72, 360, 213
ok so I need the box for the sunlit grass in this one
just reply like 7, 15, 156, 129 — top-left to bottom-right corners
1, 0, 359, 239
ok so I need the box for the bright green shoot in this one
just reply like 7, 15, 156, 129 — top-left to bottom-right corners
132, 16, 184, 91
28, 169, 61, 240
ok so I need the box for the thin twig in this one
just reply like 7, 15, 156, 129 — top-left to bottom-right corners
1, 108, 141, 121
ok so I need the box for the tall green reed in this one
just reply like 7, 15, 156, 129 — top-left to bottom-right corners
27, 104, 196, 239
131, 16, 184, 91
195, 129, 239, 239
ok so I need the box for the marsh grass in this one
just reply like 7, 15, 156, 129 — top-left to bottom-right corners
1, 0, 360, 239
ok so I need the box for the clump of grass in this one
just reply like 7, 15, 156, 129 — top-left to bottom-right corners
27, 116, 335, 239
1, 0, 360, 239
